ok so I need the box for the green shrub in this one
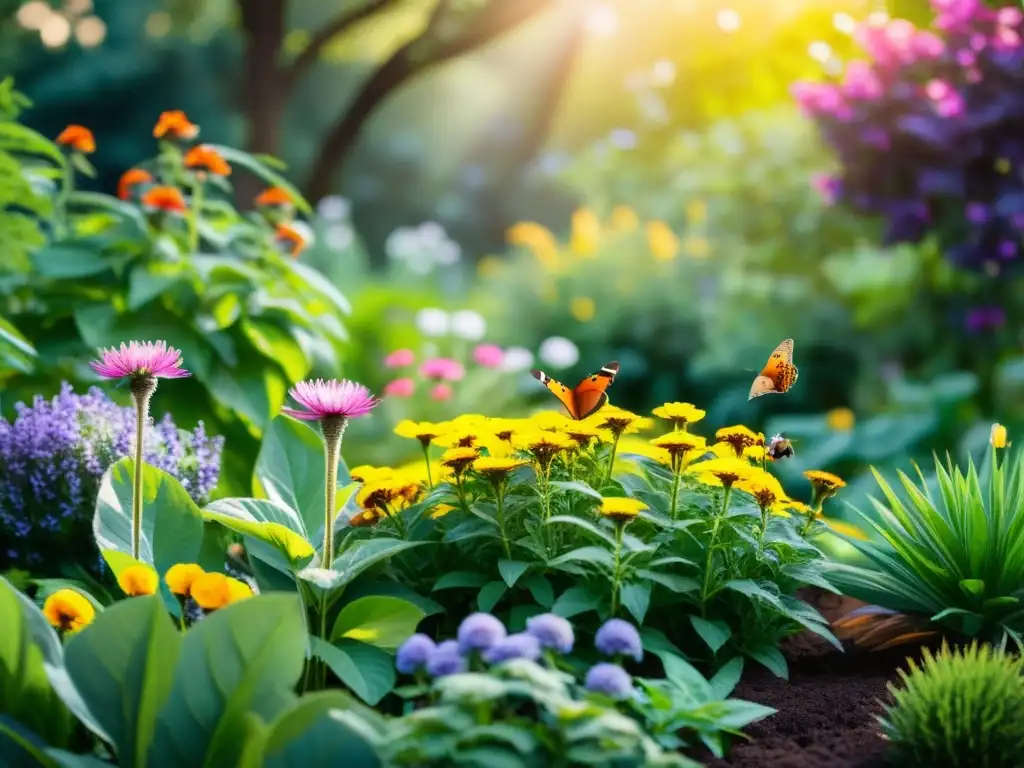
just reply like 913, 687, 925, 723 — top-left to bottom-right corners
880, 643, 1024, 768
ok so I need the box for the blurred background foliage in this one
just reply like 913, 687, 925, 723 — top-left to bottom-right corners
3, 0, 1022, 532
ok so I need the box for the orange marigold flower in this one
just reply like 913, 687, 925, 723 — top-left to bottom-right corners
276, 223, 307, 258
55, 124, 95, 153
256, 186, 293, 207
153, 110, 199, 140
183, 145, 231, 176
118, 168, 153, 201
141, 185, 187, 213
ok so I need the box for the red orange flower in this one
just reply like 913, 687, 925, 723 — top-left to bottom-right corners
118, 168, 153, 201
55, 125, 95, 153
276, 223, 306, 258
141, 186, 187, 213
183, 145, 230, 176
153, 110, 199, 140
255, 186, 293, 206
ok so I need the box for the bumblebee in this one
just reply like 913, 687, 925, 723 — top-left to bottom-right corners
766, 433, 795, 461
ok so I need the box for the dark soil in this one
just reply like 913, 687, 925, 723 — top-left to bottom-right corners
704, 590, 934, 768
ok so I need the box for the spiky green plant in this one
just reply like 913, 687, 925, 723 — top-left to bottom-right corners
879, 643, 1024, 768
829, 447, 1024, 645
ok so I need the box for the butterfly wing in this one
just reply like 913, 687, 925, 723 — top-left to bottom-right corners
531, 368, 579, 419
571, 361, 620, 420
749, 339, 798, 400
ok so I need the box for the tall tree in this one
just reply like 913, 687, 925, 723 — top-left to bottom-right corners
234, 0, 558, 201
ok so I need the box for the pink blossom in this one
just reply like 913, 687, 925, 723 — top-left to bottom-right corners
936, 92, 966, 118
970, 32, 987, 51
993, 26, 1022, 51
90, 341, 190, 380
282, 378, 380, 421
925, 79, 952, 100
384, 378, 416, 398
811, 174, 840, 205
384, 349, 415, 368
472, 344, 504, 368
430, 383, 453, 401
998, 7, 1023, 26
910, 31, 945, 59
791, 82, 848, 118
841, 61, 882, 100
419, 357, 465, 381
955, 48, 976, 66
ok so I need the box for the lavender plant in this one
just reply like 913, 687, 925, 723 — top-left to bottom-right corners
0, 382, 223, 572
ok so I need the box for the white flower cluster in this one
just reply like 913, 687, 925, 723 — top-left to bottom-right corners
386, 221, 461, 274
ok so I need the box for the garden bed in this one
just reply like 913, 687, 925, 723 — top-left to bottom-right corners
707, 591, 932, 768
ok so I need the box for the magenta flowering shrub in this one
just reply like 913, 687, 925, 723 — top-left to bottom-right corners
0, 383, 223, 573
794, 0, 1024, 271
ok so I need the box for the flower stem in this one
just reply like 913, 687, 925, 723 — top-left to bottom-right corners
669, 467, 682, 521
540, 463, 553, 555
129, 375, 157, 561
757, 505, 769, 548
495, 481, 512, 559
422, 443, 433, 488
188, 175, 204, 253
601, 433, 622, 489
700, 485, 732, 616
610, 523, 624, 616
799, 503, 821, 537
318, 592, 328, 689
319, 416, 348, 569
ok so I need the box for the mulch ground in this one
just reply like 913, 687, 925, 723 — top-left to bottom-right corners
703, 590, 931, 768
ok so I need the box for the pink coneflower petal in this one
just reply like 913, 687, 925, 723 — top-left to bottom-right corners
431, 383, 453, 401
89, 341, 190, 380
281, 378, 380, 420
384, 349, 415, 368
419, 357, 465, 382
384, 377, 416, 398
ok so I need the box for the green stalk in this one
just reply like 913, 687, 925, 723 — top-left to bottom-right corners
129, 375, 157, 561
58, 159, 74, 238
601, 432, 622, 489
799, 502, 821, 537
668, 461, 682, 521
700, 484, 732, 616
422, 443, 433, 488
610, 524, 624, 616
757, 504, 769, 547
319, 416, 348, 569
188, 174, 204, 253
494, 479, 512, 559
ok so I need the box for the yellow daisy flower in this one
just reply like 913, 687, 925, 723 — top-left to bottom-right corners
715, 425, 761, 457
598, 496, 647, 524
651, 402, 706, 430
586, 406, 649, 437
350, 465, 394, 484
440, 446, 480, 478
42, 589, 94, 634
394, 420, 448, 447
689, 457, 754, 488
991, 423, 1008, 449
117, 564, 159, 597
165, 563, 204, 598
473, 456, 530, 481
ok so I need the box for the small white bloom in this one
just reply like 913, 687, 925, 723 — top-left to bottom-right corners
385, 227, 421, 261
500, 346, 534, 373
417, 221, 446, 246
416, 308, 449, 337
317, 195, 350, 222
538, 336, 579, 370
435, 240, 461, 265
450, 309, 486, 341
325, 224, 354, 250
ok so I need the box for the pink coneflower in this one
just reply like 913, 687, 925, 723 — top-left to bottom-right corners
281, 378, 379, 569
282, 379, 380, 421
473, 344, 504, 368
89, 341, 190, 380
384, 349, 415, 368
431, 383, 453, 401
384, 378, 416, 398
420, 357, 465, 382
88, 340, 189, 562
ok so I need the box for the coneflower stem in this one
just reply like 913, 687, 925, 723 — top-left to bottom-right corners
601, 432, 622, 489
700, 484, 732, 616
129, 375, 157, 561
422, 443, 433, 488
609, 524, 624, 616
320, 416, 348, 569
669, 463, 682, 521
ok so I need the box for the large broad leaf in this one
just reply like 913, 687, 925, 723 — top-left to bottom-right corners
329, 597, 424, 650
93, 459, 204, 590
253, 417, 327, 540
261, 691, 381, 768
331, 539, 424, 589
202, 498, 315, 565
0, 579, 72, 749
310, 637, 394, 706
147, 594, 307, 768
65, 597, 180, 768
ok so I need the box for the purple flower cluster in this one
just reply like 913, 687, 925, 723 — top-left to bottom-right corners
794, 0, 1024, 273
0, 382, 223, 570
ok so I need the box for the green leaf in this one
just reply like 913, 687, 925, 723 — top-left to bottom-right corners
0, 122, 66, 167
242, 320, 310, 383
478, 581, 508, 613
709, 656, 744, 698
689, 616, 731, 654
147, 594, 307, 768
714, 699, 777, 730
0, 716, 59, 768
960, 578, 985, 599
545, 515, 616, 547
202, 498, 315, 564
620, 582, 651, 624
551, 586, 602, 619
261, 691, 381, 768
65, 596, 180, 768
92, 460, 204, 608
547, 546, 615, 571
634, 570, 700, 594
748, 646, 788, 680
310, 637, 394, 706
432, 571, 488, 591
0, 578, 72, 748
331, 539, 424, 589
549, 481, 602, 501
521, 574, 554, 609
497, 560, 530, 588
330, 596, 424, 650
31, 244, 111, 278
661, 653, 713, 701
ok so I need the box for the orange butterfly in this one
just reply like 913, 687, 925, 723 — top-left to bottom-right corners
531, 361, 620, 420
748, 339, 799, 400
